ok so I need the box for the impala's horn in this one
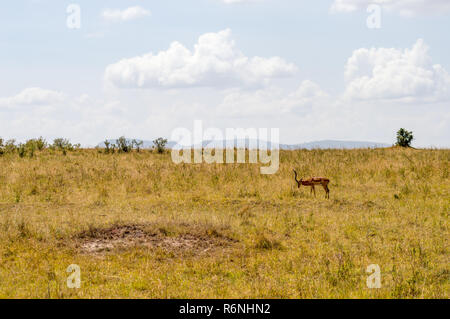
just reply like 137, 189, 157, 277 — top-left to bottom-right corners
293, 169, 301, 187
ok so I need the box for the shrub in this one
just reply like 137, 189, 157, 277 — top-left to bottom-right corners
18, 144, 26, 158
153, 137, 168, 154
6, 140, 17, 154
52, 138, 74, 151
24, 137, 47, 156
116, 136, 133, 153
396, 128, 414, 147
0, 138, 19, 155
104, 140, 111, 154
132, 139, 144, 152
36, 137, 47, 150
25, 137, 47, 151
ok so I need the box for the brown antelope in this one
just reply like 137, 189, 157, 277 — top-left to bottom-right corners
293, 169, 330, 199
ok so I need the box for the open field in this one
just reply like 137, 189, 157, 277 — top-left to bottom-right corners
0, 148, 448, 298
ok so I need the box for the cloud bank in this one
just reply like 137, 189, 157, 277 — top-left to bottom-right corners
0, 88, 64, 108
104, 29, 297, 89
344, 39, 450, 102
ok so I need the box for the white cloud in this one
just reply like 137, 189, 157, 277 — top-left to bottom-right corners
104, 29, 297, 89
330, 0, 450, 16
217, 80, 330, 117
0, 87, 64, 108
344, 39, 450, 102
102, 6, 150, 22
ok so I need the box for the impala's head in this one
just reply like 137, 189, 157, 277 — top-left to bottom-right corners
293, 169, 302, 188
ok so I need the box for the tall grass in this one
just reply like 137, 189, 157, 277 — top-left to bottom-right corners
0, 148, 448, 298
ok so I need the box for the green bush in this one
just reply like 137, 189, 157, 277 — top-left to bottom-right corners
0, 138, 18, 155
24, 137, 47, 156
18, 144, 26, 158
153, 137, 168, 154
104, 140, 112, 154
52, 138, 74, 151
132, 139, 144, 152
116, 136, 133, 153
396, 128, 414, 147
25, 137, 47, 151
6, 140, 17, 154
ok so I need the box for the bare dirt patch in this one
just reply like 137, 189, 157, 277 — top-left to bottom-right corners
74, 223, 237, 255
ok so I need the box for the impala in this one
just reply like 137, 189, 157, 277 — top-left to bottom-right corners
293, 169, 330, 199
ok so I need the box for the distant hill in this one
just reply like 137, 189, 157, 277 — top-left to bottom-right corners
279, 140, 390, 150
97, 139, 390, 150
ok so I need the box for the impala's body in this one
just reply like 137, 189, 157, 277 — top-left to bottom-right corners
293, 169, 330, 199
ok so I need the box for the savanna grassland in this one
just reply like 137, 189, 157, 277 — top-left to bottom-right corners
0, 147, 448, 298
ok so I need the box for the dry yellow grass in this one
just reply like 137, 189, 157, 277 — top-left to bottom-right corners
0, 148, 448, 298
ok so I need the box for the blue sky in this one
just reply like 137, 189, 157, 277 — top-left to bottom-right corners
1, 0, 449, 147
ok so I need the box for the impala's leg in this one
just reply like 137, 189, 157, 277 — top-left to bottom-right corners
312, 185, 316, 197
310, 186, 313, 195
326, 184, 330, 199
322, 184, 327, 199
